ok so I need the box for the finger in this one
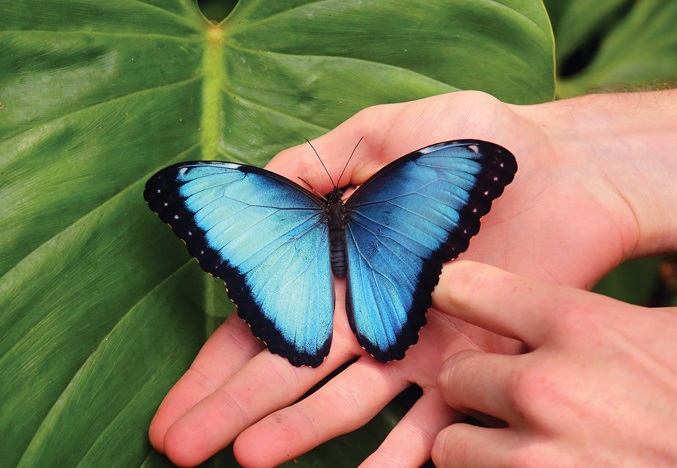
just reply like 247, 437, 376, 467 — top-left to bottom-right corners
432, 423, 518, 468
438, 349, 522, 423
362, 389, 461, 468
434, 261, 560, 347
232, 357, 406, 467
161, 338, 355, 467
265, 116, 374, 196
149, 313, 265, 452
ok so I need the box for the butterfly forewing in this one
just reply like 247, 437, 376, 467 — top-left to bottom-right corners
144, 162, 334, 367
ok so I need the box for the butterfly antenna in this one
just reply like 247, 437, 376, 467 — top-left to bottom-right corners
305, 138, 336, 188
337, 137, 364, 188
298, 176, 326, 200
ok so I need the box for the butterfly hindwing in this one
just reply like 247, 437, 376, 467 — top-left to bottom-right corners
344, 140, 517, 362
144, 162, 334, 367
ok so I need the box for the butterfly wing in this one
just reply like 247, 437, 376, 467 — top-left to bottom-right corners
144, 162, 333, 367
344, 140, 517, 362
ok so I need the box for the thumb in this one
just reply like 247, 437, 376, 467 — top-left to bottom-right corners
265, 111, 373, 195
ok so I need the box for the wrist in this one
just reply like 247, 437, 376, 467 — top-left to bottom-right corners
520, 90, 677, 259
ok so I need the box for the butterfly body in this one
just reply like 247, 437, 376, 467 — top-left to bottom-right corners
144, 140, 517, 367
325, 188, 349, 278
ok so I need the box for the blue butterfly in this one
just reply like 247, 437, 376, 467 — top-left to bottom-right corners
144, 140, 517, 367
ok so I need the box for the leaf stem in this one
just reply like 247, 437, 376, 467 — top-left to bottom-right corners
201, 26, 225, 160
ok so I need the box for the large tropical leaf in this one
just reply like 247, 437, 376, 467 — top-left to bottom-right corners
549, 0, 677, 97
0, 0, 554, 465
544, 0, 631, 66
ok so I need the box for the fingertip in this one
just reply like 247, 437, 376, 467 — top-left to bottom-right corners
434, 261, 499, 314
431, 424, 489, 467
232, 427, 277, 468
148, 392, 187, 455
162, 420, 212, 468
148, 416, 166, 453
145, 370, 220, 459
431, 425, 455, 466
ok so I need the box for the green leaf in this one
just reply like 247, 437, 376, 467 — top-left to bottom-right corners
197, 0, 238, 22
544, 0, 631, 65
593, 257, 662, 306
0, 1, 553, 465
554, 0, 677, 97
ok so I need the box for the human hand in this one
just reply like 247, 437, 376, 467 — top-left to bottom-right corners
148, 90, 677, 466
431, 260, 677, 466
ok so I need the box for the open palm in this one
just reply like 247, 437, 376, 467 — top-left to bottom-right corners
148, 91, 636, 467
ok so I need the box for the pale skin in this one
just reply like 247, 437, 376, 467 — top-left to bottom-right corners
431, 261, 677, 467
148, 89, 677, 467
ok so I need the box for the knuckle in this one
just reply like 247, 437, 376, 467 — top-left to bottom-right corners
329, 381, 363, 415
506, 445, 550, 468
509, 363, 557, 419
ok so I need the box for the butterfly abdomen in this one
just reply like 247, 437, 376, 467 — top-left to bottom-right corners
326, 190, 347, 278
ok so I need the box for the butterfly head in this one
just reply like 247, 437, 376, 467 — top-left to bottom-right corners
326, 186, 344, 204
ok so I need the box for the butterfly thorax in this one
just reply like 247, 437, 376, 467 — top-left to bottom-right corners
325, 188, 348, 278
